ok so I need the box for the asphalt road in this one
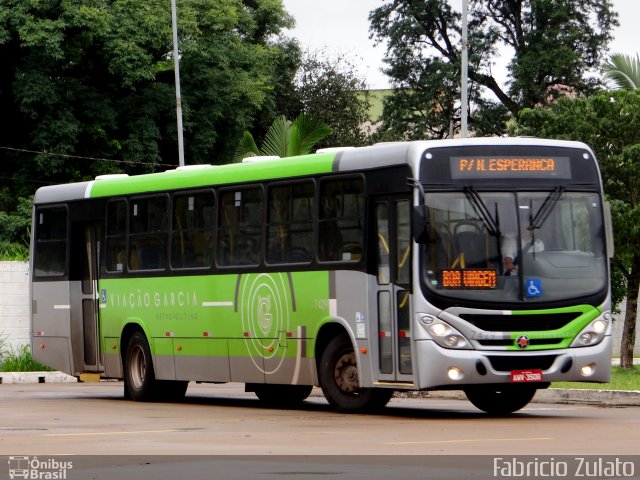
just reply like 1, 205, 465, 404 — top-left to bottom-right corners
2, 382, 639, 479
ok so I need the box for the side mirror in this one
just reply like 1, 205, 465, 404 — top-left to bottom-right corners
412, 205, 430, 244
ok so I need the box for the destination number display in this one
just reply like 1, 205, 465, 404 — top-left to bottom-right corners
440, 269, 497, 289
450, 156, 572, 179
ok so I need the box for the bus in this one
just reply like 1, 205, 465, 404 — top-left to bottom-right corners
30, 137, 614, 414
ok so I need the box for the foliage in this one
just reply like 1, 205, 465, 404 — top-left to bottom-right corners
294, 50, 373, 148
368, 0, 618, 139
603, 53, 640, 90
512, 89, 640, 367
0, 243, 29, 261
0, 344, 52, 372
234, 113, 332, 161
0, 0, 298, 200
0, 196, 32, 247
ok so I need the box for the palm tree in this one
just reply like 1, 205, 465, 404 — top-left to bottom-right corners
603, 53, 640, 90
234, 113, 332, 162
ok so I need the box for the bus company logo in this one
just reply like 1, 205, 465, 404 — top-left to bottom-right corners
516, 335, 530, 349
8, 457, 73, 479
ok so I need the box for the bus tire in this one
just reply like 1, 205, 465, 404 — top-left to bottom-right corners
253, 384, 313, 406
124, 331, 158, 402
319, 334, 393, 412
464, 385, 537, 415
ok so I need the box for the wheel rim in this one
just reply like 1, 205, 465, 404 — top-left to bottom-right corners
333, 351, 359, 394
129, 344, 146, 389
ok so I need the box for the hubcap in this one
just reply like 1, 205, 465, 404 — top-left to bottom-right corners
334, 351, 359, 393
130, 345, 146, 389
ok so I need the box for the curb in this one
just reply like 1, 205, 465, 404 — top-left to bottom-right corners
0, 371, 77, 384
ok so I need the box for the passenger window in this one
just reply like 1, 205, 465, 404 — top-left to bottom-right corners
217, 187, 263, 266
105, 200, 127, 272
318, 177, 364, 262
34, 207, 68, 277
129, 196, 168, 271
172, 191, 215, 269
267, 182, 314, 264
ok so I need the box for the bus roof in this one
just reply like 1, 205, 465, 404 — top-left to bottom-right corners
33, 137, 594, 204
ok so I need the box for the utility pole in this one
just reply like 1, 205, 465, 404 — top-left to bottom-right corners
460, 0, 469, 138
171, 0, 185, 166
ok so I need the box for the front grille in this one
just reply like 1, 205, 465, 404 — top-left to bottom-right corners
478, 338, 564, 347
461, 313, 578, 332
487, 355, 557, 372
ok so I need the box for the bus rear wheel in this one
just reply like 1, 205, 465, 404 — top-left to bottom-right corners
124, 331, 188, 402
124, 331, 157, 401
319, 334, 393, 412
464, 385, 537, 415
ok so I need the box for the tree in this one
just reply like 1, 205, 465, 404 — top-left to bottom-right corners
0, 0, 297, 196
294, 50, 373, 148
234, 113, 332, 161
368, 0, 618, 139
603, 53, 640, 90
512, 90, 640, 368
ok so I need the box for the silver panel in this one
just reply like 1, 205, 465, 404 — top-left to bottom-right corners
34, 182, 93, 204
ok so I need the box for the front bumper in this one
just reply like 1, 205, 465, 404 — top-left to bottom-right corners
414, 336, 612, 389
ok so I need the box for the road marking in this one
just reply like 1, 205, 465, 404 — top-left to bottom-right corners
385, 437, 552, 446
44, 429, 182, 437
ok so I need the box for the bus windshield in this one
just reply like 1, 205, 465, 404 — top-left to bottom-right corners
422, 190, 607, 305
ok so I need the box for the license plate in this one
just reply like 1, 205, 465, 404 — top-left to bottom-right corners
510, 369, 543, 383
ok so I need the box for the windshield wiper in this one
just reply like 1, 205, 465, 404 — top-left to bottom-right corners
529, 186, 565, 230
463, 186, 501, 237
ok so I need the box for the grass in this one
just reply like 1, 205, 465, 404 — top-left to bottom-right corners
552, 366, 640, 391
0, 344, 52, 372
0, 242, 29, 261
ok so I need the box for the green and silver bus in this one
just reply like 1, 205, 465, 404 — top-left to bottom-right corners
30, 138, 614, 414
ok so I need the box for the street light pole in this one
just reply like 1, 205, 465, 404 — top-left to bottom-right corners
171, 0, 185, 166
460, 0, 469, 138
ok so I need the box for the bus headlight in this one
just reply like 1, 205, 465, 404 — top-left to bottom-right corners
570, 316, 610, 348
419, 316, 471, 350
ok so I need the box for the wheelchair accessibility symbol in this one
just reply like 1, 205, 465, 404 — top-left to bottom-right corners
526, 278, 542, 298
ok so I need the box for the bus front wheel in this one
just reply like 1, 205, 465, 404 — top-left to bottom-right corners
464, 385, 537, 415
319, 334, 393, 412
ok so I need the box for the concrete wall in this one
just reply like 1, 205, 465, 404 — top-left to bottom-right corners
0, 261, 30, 353
0, 261, 638, 357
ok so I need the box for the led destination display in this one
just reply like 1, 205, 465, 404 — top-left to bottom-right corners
450, 155, 572, 179
440, 269, 497, 289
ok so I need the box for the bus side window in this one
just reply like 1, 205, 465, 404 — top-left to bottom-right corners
105, 200, 127, 273
217, 187, 263, 267
171, 191, 215, 269
319, 177, 364, 262
129, 195, 168, 271
33, 206, 68, 277
267, 182, 314, 264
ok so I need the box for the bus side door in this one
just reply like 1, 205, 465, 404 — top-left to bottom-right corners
373, 195, 414, 383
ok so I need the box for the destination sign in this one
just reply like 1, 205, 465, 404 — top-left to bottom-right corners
450, 156, 572, 179
440, 269, 497, 289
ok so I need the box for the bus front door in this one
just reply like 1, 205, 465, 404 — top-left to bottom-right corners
373, 196, 414, 383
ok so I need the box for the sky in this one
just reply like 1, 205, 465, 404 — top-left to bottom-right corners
281, 0, 639, 90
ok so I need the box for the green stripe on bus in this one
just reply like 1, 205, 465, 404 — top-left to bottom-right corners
89, 153, 337, 197
507, 305, 601, 351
